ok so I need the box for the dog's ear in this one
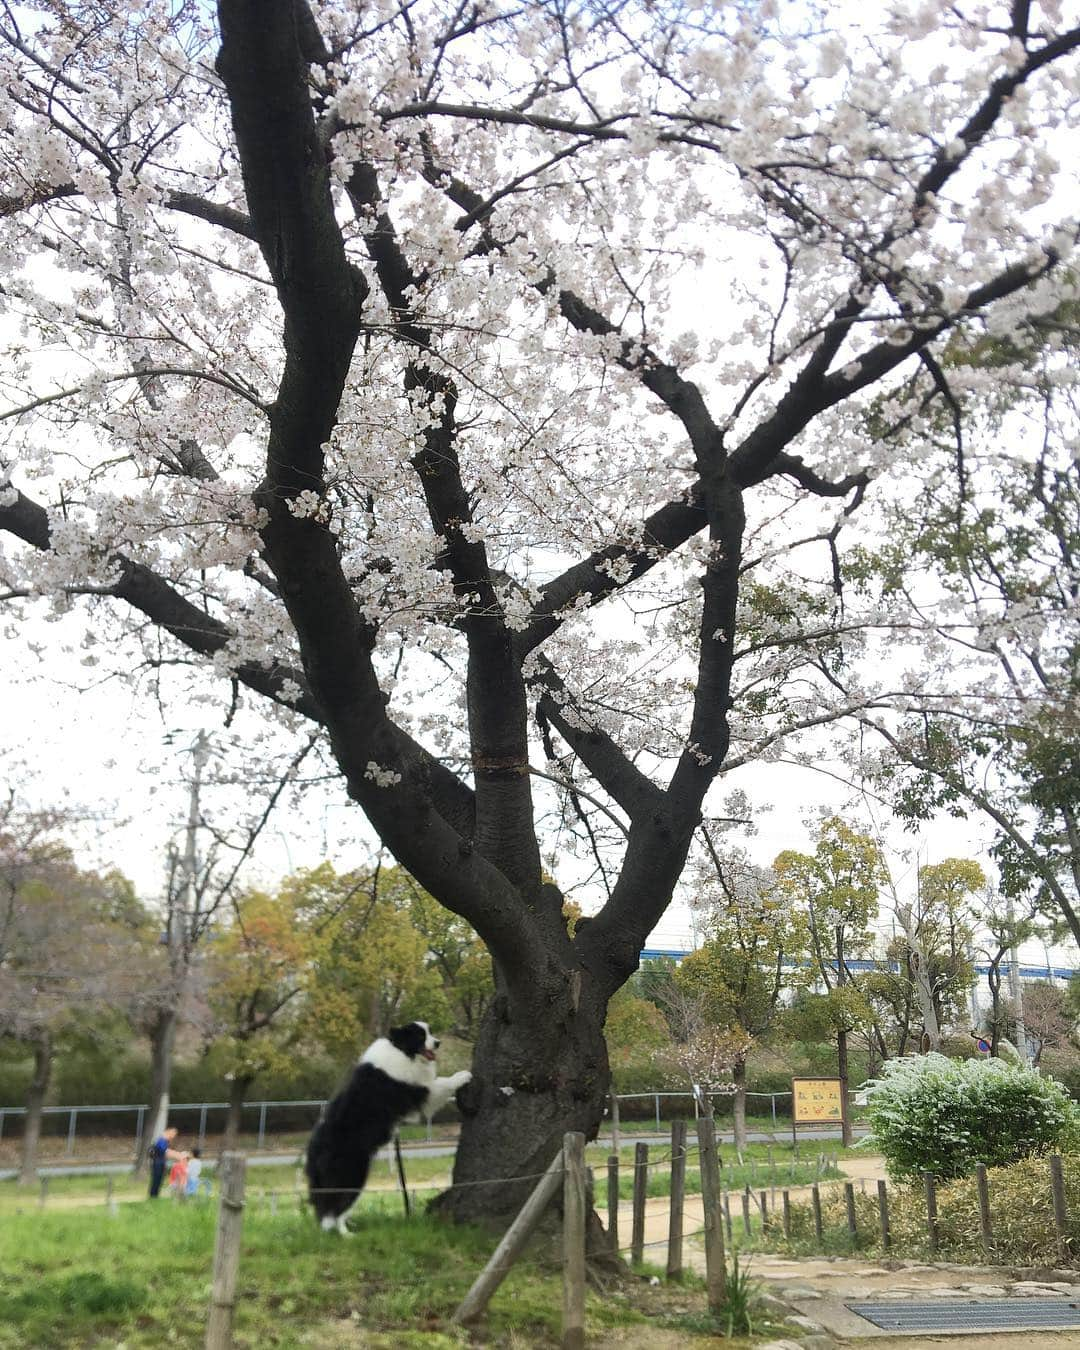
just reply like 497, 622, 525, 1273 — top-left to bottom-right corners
388, 1022, 424, 1056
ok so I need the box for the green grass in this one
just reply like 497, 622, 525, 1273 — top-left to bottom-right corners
0, 1136, 849, 1217
0, 1194, 556, 1347
0, 1188, 764, 1348
0, 1135, 861, 1346
616, 1155, 839, 1203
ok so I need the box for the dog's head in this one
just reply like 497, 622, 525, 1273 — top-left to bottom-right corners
388, 1020, 439, 1063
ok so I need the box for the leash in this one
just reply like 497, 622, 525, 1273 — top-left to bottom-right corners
393, 1133, 411, 1216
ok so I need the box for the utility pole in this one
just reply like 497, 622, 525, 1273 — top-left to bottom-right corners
179, 731, 211, 951
149, 732, 210, 1142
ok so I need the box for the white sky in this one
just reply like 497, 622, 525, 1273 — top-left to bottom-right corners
3, 622, 1072, 975
2, 1, 1076, 977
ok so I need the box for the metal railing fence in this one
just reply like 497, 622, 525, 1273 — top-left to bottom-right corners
0, 1089, 799, 1158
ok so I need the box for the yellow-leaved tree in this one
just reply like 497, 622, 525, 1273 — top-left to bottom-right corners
675, 850, 809, 1150
773, 817, 885, 1145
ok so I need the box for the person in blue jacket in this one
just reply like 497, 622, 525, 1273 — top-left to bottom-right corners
147, 1126, 184, 1198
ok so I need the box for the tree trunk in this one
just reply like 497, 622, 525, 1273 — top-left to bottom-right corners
837, 1027, 852, 1148
835, 925, 853, 1147
432, 977, 611, 1230
19, 1032, 52, 1186
135, 1008, 178, 1175
988, 960, 1003, 1056
222, 1075, 252, 1156
898, 906, 941, 1051
731, 1056, 748, 1154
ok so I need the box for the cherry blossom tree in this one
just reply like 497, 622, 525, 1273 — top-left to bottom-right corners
1, 0, 1079, 1220
0, 805, 145, 1182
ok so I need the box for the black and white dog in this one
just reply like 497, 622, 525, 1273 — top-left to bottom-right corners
305, 1020, 471, 1234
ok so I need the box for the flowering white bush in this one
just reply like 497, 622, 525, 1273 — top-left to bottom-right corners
865, 1053, 1077, 1182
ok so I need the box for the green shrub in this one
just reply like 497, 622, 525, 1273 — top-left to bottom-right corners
865, 1052, 1077, 1181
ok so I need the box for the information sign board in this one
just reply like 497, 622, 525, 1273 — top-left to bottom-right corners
791, 1077, 844, 1124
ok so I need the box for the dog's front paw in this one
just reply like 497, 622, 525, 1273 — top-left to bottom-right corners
451, 1070, 472, 1091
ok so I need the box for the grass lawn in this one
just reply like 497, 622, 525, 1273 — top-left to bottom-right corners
0, 1137, 848, 1218
0, 1188, 786, 1348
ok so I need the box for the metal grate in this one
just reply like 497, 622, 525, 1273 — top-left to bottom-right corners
846, 1297, 1080, 1332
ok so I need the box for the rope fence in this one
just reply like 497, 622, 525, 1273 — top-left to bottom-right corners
7, 1111, 852, 1347
194, 1111, 744, 1349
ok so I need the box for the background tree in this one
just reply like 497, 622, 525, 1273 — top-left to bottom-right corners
204, 882, 316, 1151
0, 813, 144, 1181
851, 307, 1080, 946
976, 894, 1045, 1058
1, 0, 1078, 1219
636, 959, 682, 1024
891, 857, 983, 1051
132, 732, 318, 1167
389, 871, 492, 1041
774, 818, 885, 1144
602, 986, 674, 1094
301, 863, 449, 1061
675, 850, 806, 1150
1017, 980, 1075, 1068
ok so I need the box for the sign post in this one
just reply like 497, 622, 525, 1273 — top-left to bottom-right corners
791, 1077, 845, 1152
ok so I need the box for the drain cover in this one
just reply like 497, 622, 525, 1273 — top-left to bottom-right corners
846, 1297, 1080, 1332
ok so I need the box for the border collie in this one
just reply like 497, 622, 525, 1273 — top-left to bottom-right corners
305, 1020, 471, 1234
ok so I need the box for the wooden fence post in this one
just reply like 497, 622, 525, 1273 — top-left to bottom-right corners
811, 1183, 823, 1242
666, 1120, 687, 1281
695, 1105, 727, 1311
759, 1190, 769, 1235
782, 1189, 791, 1241
722, 1191, 732, 1242
607, 1153, 619, 1256
844, 1182, 857, 1245
923, 1173, 938, 1255
205, 1153, 246, 1350
1050, 1154, 1069, 1262
975, 1162, 993, 1255
630, 1143, 648, 1266
610, 1092, 621, 1154
876, 1179, 890, 1251
742, 1185, 751, 1236
562, 1132, 586, 1350
454, 1148, 565, 1325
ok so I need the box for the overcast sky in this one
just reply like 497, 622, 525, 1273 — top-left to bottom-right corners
7, 612, 1070, 974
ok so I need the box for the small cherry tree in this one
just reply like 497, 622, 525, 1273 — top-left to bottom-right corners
0, 805, 146, 1181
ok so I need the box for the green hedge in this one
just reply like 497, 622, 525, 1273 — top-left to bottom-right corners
0, 1051, 353, 1112
865, 1053, 1078, 1181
